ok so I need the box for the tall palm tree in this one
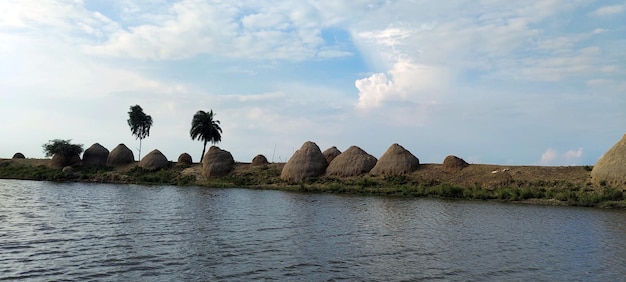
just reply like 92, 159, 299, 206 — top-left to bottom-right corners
190, 110, 222, 162
127, 105, 153, 161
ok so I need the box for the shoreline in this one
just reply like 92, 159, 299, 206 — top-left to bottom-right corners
1, 158, 624, 209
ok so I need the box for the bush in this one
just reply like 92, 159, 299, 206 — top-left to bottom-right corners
42, 139, 83, 157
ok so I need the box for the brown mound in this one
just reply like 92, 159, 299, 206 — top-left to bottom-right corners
370, 143, 420, 176
202, 146, 235, 178
442, 155, 469, 171
251, 154, 269, 166
50, 153, 81, 168
281, 141, 328, 183
139, 149, 169, 171
322, 146, 342, 164
326, 146, 377, 177
12, 153, 25, 159
83, 143, 109, 167
591, 134, 626, 187
107, 144, 135, 167
177, 153, 193, 166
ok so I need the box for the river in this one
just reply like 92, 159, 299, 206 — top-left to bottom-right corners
0, 179, 625, 281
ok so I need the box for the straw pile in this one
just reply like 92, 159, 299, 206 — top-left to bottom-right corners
82, 143, 109, 167
202, 146, 235, 178
370, 143, 419, 175
177, 153, 193, 166
322, 146, 342, 164
591, 134, 626, 187
251, 154, 269, 166
12, 153, 25, 159
139, 149, 169, 171
442, 155, 469, 171
106, 144, 135, 167
280, 141, 328, 182
50, 153, 81, 168
326, 146, 377, 177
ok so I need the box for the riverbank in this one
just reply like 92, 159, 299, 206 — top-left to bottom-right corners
1, 158, 624, 208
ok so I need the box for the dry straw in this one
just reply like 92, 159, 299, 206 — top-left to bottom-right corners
251, 154, 269, 166
83, 143, 109, 167
326, 146, 377, 177
281, 141, 328, 183
177, 153, 193, 166
370, 143, 420, 176
107, 143, 134, 167
202, 146, 235, 178
139, 149, 168, 171
322, 146, 342, 165
591, 134, 626, 187
442, 155, 469, 172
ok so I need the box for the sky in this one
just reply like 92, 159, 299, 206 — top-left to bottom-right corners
1, 0, 625, 165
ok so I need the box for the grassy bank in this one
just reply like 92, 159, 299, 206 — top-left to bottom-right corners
1, 158, 624, 208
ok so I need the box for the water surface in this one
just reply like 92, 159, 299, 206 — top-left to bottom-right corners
1, 179, 625, 281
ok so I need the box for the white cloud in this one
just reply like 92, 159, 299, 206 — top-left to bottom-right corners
591, 4, 625, 16
539, 148, 558, 165
538, 147, 584, 165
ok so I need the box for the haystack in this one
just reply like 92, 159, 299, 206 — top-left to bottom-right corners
251, 154, 269, 166
106, 143, 134, 167
280, 141, 328, 182
12, 153, 25, 159
202, 146, 235, 178
82, 143, 109, 167
177, 153, 193, 166
591, 134, 626, 187
50, 153, 81, 168
370, 143, 420, 175
442, 155, 469, 171
326, 146, 377, 177
323, 146, 342, 164
139, 149, 169, 171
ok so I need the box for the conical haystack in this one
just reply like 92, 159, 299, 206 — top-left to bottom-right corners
50, 153, 81, 168
12, 153, 25, 159
591, 134, 626, 187
177, 153, 193, 166
251, 154, 269, 166
202, 146, 235, 178
323, 146, 342, 164
326, 146, 377, 177
139, 149, 169, 171
281, 141, 328, 182
82, 143, 109, 167
370, 143, 420, 175
442, 155, 469, 171
107, 143, 134, 167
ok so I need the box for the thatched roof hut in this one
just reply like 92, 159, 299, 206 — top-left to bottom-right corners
139, 149, 169, 171
326, 146, 377, 177
251, 154, 269, 166
51, 153, 81, 168
177, 153, 193, 166
370, 143, 420, 175
12, 153, 25, 159
106, 143, 134, 167
442, 155, 469, 171
202, 146, 235, 178
591, 134, 626, 187
322, 146, 342, 164
280, 141, 328, 183
82, 143, 109, 167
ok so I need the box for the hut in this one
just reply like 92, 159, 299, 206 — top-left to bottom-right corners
251, 154, 269, 166
326, 146, 377, 177
139, 149, 169, 171
177, 153, 193, 166
12, 153, 25, 159
322, 146, 342, 164
591, 134, 626, 187
50, 153, 81, 168
370, 143, 420, 175
280, 141, 328, 182
106, 143, 134, 167
82, 143, 109, 167
202, 146, 235, 178
442, 155, 469, 171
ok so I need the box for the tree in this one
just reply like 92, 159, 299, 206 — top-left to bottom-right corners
43, 139, 84, 168
190, 110, 222, 162
127, 105, 153, 161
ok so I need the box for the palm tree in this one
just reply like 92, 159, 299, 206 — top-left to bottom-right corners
190, 110, 222, 162
127, 105, 153, 161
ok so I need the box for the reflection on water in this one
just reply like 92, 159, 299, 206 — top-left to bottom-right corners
1, 179, 625, 280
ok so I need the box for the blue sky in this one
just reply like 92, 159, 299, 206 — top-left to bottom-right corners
1, 0, 625, 165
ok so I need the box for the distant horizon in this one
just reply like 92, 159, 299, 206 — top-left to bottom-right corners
2, 1, 624, 166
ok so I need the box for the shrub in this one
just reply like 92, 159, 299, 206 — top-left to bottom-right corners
42, 139, 83, 157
